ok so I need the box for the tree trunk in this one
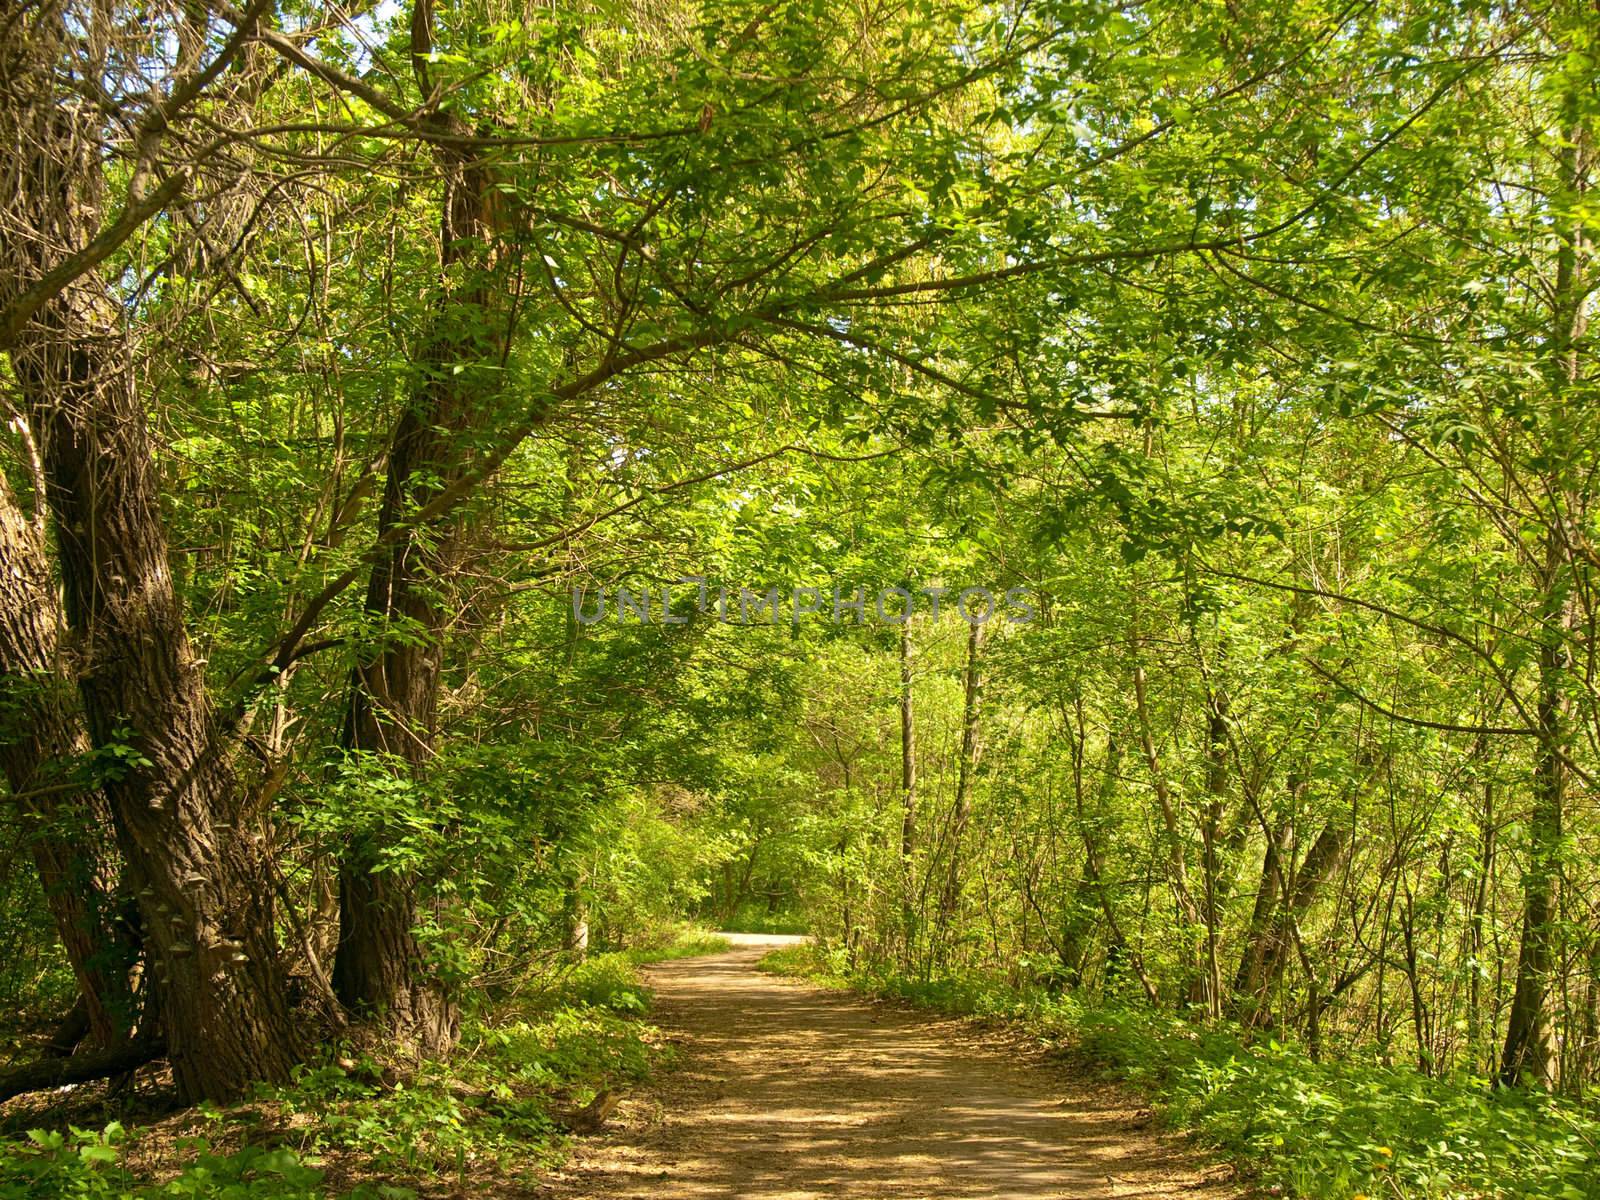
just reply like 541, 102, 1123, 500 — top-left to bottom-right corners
1499, 87, 1588, 1090
2, 12, 303, 1099
1199, 677, 1228, 1018
1130, 613, 1202, 1006
333, 3, 511, 1052
14, 338, 305, 1099
1499, 531, 1568, 1088
937, 620, 985, 940
1255, 821, 1348, 1011
1232, 810, 1291, 1017
898, 621, 917, 967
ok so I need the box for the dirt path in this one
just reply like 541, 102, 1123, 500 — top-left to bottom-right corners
537, 936, 1236, 1199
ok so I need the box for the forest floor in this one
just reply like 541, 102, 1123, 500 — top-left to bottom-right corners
536, 934, 1238, 1200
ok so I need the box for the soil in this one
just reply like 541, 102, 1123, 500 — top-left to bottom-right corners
537, 935, 1239, 1199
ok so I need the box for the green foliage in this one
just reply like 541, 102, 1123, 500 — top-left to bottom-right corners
256, 984, 663, 1186
719, 908, 809, 936
756, 944, 841, 982
472, 1007, 655, 1098
6, 0, 1600, 1194
0, 956, 670, 1196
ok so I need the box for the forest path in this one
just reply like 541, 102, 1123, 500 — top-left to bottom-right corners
535, 936, 1235, 1199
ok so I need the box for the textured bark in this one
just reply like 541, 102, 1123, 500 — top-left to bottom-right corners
1499, 532, 1568, 1088
0, 473, 139, 1049
14, 335, 304, 1100
332, 164, 492, 1051
2, 8, 302, 1101
1247, 820, 1348, 1022
1232, 812, 1291, 1011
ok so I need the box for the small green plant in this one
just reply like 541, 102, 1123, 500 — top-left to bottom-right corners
559, 954, 651, 1013
0, 1123, 405, 1200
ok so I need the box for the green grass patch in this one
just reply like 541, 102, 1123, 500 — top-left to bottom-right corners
718, 907, 808, 936
755, 944, 839, 981
624, 928, 732, 965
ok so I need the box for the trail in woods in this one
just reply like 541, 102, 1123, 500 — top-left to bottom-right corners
537, 934, 1235, 1200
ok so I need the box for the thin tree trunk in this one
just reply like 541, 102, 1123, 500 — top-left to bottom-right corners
1200, 673, 1228, 1019
1254, 821, 1349, 1009
1233, 810, 1291, 1016
1499, 529, 1568, 1088
898, 621, 917, 967
1465, 729, 1495, 1070
937, 620, 986, 946
1499, 88, 1588, 1090
1069, 718, 1158, 1004
1130, 614, 1202, 1005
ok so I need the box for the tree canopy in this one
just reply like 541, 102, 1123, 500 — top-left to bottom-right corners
1, 0, 1598, 1194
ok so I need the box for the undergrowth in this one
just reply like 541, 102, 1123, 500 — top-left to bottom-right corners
0, 928, 729, 1199
760, 944, 1600, 1200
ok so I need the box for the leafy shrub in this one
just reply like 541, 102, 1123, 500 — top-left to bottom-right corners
1, 954, 669, 1198
476, 1007, 655, 1095
262, 1001, 659, 1185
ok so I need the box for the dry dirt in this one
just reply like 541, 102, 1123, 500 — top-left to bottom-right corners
537, 935, 1238, 1200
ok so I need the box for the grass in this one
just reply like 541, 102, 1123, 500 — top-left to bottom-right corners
625, 928, 732, 963
717, 907, 809, 936
760, 943, 1600, 1200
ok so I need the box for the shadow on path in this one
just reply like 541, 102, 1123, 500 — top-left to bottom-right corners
537, 938, 1235, 1199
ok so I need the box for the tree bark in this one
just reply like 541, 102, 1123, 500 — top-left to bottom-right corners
1199, 676, 1228, 1019
0, 1034, 164, 1105
1232, 810, 1291, 1015
1499, 530, 1568, 1087
1251, 820, 1348, 1023
898, 621, 917, 967
1499, 84, 1588, 1090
